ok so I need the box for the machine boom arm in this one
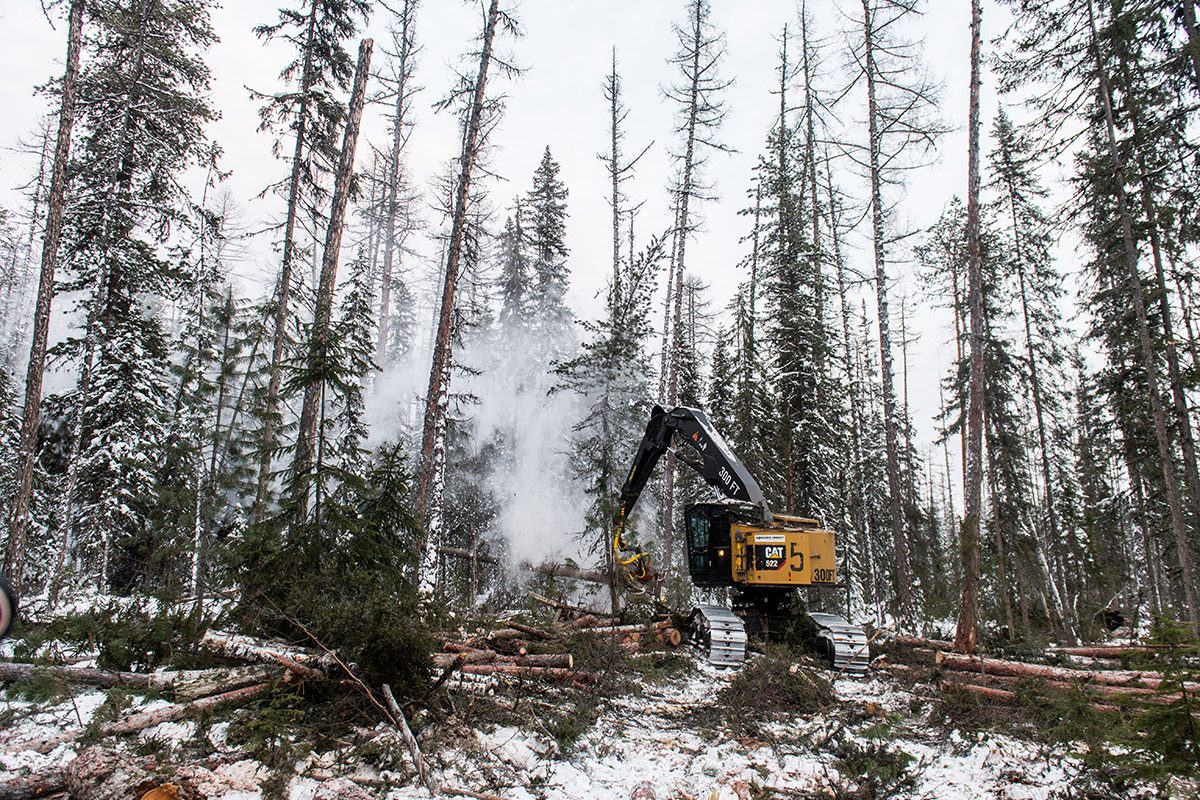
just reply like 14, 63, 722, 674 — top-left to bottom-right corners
615, 406, 772, 576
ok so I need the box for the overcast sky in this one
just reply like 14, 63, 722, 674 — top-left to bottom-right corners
0, 0, 1031, 498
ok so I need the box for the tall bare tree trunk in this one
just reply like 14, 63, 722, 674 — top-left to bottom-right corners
955, 0, 983, 654
377, 0, 419, 366
415, 0, 503, 547
1086, 0, 1200, 634
862, 0, 913, 628
291, 39, 373, 526
256, 0, 322, 520
4, 0, 85, 589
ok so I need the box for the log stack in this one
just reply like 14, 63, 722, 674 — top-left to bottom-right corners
434, 598, 686, 689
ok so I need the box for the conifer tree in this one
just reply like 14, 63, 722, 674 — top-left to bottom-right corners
525, 147, 571, 348
253, 0, 371, 518
375, 0, 421, 367
43, 0, 216, 592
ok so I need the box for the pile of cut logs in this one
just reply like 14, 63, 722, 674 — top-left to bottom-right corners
432, 593, 685, 690
884, 635, 1197, 714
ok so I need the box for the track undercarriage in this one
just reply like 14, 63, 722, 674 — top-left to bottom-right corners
688, 590, 870, 674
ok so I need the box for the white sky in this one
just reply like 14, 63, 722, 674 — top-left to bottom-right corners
0, 0, 1037, 511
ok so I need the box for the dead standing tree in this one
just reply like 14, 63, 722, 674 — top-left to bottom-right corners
850, 0, 944, 630
956, 0, 983, 654
414, 0, 520, 591
290, 39, 374, 527
252, 0, 369, 521
660, 0, 731, 579
4, 0, 85, 588
375, 0, 421, 367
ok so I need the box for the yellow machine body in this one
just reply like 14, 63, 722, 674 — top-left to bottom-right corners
730, 516, 838, 587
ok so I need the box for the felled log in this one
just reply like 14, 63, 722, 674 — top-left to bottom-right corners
1047, 645, 1181, 658
4, 683, 273, 755
527, 592, 613, 620
0, 769, 65, 800
200, 630, 337, 669
657, 628, 683, 647
504, 622, 554, 641
497, 653, 573, 669
63, 748, 158, 800
576, 623, 666, 636
435, 651, 575, 669
0, 662, 276, 700
438, 546, 500, 566
520, 562, 609, 585
562, 614, 598, 631
382, 684, 439, 797
435, 647, 497, 665
940, 680, 1123, 714
936, 651, 1197, 691
888, 635, 955, 651
460, 664, 598, 684
946, 671, 1185, 705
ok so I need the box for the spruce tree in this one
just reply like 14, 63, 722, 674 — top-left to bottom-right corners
47, 0, 216, 592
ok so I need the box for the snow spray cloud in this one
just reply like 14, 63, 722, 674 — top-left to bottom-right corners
366, 319, 591, 568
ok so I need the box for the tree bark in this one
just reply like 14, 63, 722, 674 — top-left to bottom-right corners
4, 0, 84, 588
291, 39, 373, 525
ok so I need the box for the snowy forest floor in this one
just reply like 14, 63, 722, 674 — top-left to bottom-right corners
1, 610, 1196, 800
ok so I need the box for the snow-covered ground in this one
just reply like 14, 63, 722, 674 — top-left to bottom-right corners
1, 653, 1165, 800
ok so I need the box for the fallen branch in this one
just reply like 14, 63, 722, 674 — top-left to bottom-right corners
445, 788, 511, 800
382, 683, 439, 796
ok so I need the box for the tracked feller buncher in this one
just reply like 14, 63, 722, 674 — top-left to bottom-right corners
614, 405, 869, 674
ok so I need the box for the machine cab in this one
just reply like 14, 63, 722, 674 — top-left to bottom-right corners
684, 503, 735, 587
